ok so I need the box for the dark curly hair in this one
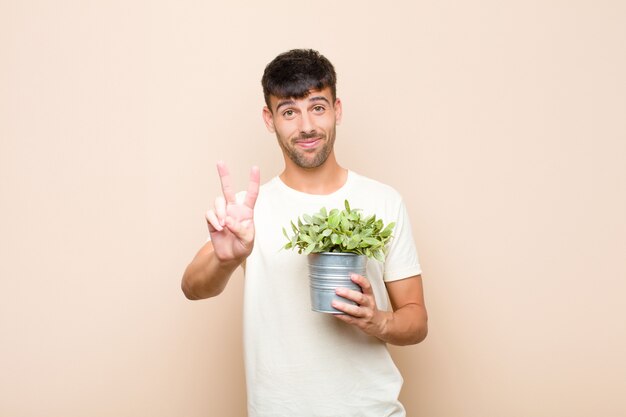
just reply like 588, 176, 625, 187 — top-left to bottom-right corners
261, 49, 337, 110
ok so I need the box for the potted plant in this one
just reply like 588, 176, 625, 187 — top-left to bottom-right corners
283, 200, 395, 313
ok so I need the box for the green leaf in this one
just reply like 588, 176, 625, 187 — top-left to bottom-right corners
344, 200, 351, 212
340, 216, 351, 231
328, 213, 340, 228
321, 228, 332, 237
313, 213, 326, 223
304, 243, 316, 255
347, 235, 360, 250
301, 234, 314, 244
362, 237, 381, 246
373, 250, 385, 263
303, 213, 314, 224
380, 222, 395, 238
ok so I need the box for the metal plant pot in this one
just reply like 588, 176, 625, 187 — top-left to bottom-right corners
307, 252, 367, 314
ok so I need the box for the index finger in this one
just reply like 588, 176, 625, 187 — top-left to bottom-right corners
243, 166, 261, 209
216, 161, 236, 204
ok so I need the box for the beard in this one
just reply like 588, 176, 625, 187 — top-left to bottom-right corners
277, 128, 336, 169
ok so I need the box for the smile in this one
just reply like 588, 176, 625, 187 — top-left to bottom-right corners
295, 138, 322, 149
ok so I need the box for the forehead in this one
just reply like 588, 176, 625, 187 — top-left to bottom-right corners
269, 87, 334, 112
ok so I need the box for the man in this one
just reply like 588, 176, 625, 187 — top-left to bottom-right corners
182, 49, 427, 417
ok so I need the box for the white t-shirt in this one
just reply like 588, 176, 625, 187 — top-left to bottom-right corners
241, 170, 421, 417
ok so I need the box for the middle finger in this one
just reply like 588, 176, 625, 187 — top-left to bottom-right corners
336, 287, 366, 306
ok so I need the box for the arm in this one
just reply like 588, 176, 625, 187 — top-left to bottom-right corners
181, 162, 260, 300
332, 274, 428, 346
381, 275, 428, 345
181, 241, 242, 300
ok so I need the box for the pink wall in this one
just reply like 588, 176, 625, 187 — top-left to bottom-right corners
1, 1, 625, 416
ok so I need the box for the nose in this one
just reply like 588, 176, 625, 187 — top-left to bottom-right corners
299, 112, 315, 134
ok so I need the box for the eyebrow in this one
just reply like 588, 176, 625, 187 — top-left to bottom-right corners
275, 99, 296, 112
308, 96, 331, 105
275, 96, 332, 112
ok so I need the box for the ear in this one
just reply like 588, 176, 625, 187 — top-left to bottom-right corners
334, 98, 343, 125
262, 106, 275, 133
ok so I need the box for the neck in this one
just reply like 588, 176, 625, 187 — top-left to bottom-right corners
279, 153, 348, 195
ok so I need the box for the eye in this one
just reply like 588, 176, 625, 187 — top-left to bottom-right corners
312, 105, 325, 113
282, 109, 295, 118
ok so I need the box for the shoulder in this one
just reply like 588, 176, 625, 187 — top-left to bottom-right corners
345, 171, 408, 224
349, 171, 404, 203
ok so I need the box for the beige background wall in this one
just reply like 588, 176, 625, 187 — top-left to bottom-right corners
1, 1, 625, 416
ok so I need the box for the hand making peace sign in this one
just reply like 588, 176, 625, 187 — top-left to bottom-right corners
205, 161, 260, 263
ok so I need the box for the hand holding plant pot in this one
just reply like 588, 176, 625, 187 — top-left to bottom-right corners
283, 200, 395, 314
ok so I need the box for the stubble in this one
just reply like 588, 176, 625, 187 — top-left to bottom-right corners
277, 128, 336, 169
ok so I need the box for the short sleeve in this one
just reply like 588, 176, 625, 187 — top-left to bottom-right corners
383, 199, 422, 282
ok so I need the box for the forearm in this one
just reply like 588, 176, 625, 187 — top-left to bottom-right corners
377, 303, 428, 346
181, 242, 242, 300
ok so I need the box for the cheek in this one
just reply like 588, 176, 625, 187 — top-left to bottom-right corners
318, 119, 335, 133
318, 114, 336, 127
276, 124, 298, 140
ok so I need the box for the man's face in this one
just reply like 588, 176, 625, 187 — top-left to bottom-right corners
262, 87, 342, 169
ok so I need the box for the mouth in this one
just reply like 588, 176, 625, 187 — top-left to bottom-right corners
294, 137, 322, 149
